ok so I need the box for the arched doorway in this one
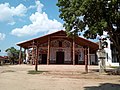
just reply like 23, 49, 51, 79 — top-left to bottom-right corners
56, 51, 64, 64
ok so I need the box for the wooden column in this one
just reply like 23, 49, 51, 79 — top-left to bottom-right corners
73, 38, 75, 65
47, 37, 50, 65
35, 46, 39, 71
88, 47, 90, 65
19, 47, 22, 64
85, 47, 88, 73
32, 40, 36, 65
32, 47, 35, 65
23, 48, 26, 62
26, 49, 29, 64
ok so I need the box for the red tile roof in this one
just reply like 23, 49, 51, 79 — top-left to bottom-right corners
0, 56, 8, 59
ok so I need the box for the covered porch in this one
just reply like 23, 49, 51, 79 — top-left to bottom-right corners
17, 30, 98, 66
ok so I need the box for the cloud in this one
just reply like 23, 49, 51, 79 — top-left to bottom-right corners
11, 12, 63, 37
23, 0, 30, 2
0, 3, 27, 25
28, 5, 36, 10
28, 0, 43, 12
11, 1, 63, 37
35, 0, 44, 13
0, 33, 5, 40
12, 4, 27, 16
8, 22, 16, 25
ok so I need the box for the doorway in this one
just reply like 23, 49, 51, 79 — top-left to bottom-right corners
56, 51, 64, 64
41, 54, 47, 64
75, 54, 78, 64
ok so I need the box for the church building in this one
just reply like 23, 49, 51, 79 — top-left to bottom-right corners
17, 30, 98, 65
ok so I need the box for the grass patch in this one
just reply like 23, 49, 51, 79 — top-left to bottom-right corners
110, 66, 119, 68
28, 70, 48, 75
1, 70, 15, 73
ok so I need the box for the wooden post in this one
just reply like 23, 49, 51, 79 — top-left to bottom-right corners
47, 37, 50, 65
35, 46, 39, 71
19, 47, 22, 64
88, 47, 90, 65
73, 38, 75, 65
32, 40, 35, 65
32, 47, 35, 65
23, 48, 26, 64
26, 49, 29, 64
85, 48, 88, 73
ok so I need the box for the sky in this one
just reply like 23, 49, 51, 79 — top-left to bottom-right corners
0, 0, 98, 56
0, 0, 64, 56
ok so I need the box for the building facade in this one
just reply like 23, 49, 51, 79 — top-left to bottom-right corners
17, 30, 98, 65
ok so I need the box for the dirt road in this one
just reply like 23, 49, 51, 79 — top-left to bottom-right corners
0, 65, 120, 90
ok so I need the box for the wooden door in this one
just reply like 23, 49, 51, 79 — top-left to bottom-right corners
41, 54, 47, 64
56, 51, 64, 64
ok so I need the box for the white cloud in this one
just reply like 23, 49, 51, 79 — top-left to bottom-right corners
11, 1, 63, 37
8, 22, 16, 25
0, 3, 27, 25
28, 5, 36, 10
23, 0, 30, 2
0, 33, 5, 40
12, 4, 27, 16
35, 0, 44, 13
28, 0, 43, 12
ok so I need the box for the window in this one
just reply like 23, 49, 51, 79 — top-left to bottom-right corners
59, 41, 62, 47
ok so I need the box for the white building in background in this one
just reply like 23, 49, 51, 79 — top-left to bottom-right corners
102, 32, 119, 67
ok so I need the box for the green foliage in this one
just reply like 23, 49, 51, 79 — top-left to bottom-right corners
110, 66, 119, 69
57, 0, 120, 63
5, 47, 20, 62
57, 1, 120, 51
57, 0, 120, 38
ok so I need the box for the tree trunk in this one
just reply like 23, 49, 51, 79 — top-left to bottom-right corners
107, 26, 120, 66
117, 49, 120, 66
110, 35, 120, 66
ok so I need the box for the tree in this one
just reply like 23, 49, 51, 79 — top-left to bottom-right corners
57, 0, 120, 64
5, 47, 20, 64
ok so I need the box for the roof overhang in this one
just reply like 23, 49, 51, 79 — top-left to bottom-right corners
17, 30, 99, 51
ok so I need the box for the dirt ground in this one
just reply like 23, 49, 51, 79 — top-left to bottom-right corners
0, 65, 120, 90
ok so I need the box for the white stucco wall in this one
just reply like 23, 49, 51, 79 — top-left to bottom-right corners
103, 33, 119, 66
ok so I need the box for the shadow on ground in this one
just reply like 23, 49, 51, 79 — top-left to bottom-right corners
84, 83, 120, 90
90, 68, 120, 75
